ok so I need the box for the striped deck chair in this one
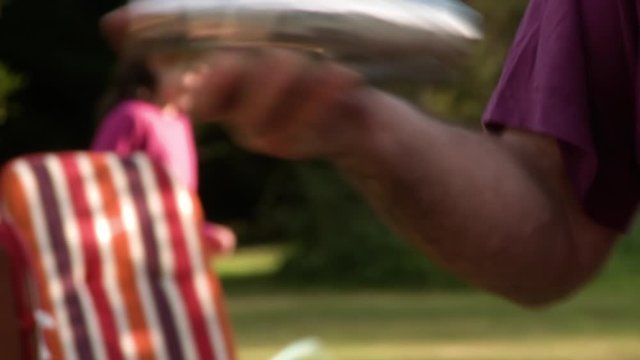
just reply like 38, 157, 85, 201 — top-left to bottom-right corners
0, 216, 28, 359
0, 151, 235, 360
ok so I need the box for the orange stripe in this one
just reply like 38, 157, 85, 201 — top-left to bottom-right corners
1, 159, 65, 360
207, 273, 236, 360
91, 154, 155, 359
192, 194, 236, 359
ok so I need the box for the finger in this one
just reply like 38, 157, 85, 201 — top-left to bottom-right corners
286, 62, 363, 126
249, 63, 364, 158
176, 67, 207, 111
190, 51, 251, 120
100, 7, 130, 53
232, 50, 309, 137
262, 61, 363, 144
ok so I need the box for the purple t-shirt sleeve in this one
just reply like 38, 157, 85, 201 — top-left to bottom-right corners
483, 0, 640, 230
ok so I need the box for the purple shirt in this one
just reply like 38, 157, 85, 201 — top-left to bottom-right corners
92, 100, 199, 191
483, 0, 640, 230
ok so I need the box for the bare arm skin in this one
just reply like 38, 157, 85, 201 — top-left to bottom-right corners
189, 51, 616, 306
331, 90, 616, 306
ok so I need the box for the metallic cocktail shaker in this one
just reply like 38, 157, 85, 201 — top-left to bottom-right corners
124, 0, 483, 82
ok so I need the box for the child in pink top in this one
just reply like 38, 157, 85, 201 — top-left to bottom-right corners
92, 55, 236, 255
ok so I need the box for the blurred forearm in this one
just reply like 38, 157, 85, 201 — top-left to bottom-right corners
332, 89, 616, 306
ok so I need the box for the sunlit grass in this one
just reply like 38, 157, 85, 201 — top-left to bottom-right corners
213, 245, 288, 279
215, 245, 640, 359
242, 337, 640, 360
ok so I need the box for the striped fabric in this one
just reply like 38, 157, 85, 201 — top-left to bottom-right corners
0, 152, 235, 360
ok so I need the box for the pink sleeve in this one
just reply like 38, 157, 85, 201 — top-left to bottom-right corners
91, 103, 148, 156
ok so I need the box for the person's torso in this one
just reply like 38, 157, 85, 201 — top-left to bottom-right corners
575, 0, 640, 223
98, 100, 199, 191
140, 104, 199, 191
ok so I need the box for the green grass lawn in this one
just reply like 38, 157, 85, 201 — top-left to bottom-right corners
214, 246, 640, 360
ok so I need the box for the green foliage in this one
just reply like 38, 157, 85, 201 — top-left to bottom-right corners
603, 222, 640, 281
0, 0, 9, 15
196, 124, 281, 230
419, 0, 529, 125
254, 162, 464, 289
0, 0, 120, 163
0, 62, 21, 125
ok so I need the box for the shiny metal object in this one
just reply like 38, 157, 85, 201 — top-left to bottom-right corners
125, 0, 482, 82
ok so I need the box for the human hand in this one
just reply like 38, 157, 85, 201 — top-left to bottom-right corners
202, 222, 237, 257
189, 49, 369, 160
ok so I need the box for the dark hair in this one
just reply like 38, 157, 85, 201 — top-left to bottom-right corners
96, 55, 158, 121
